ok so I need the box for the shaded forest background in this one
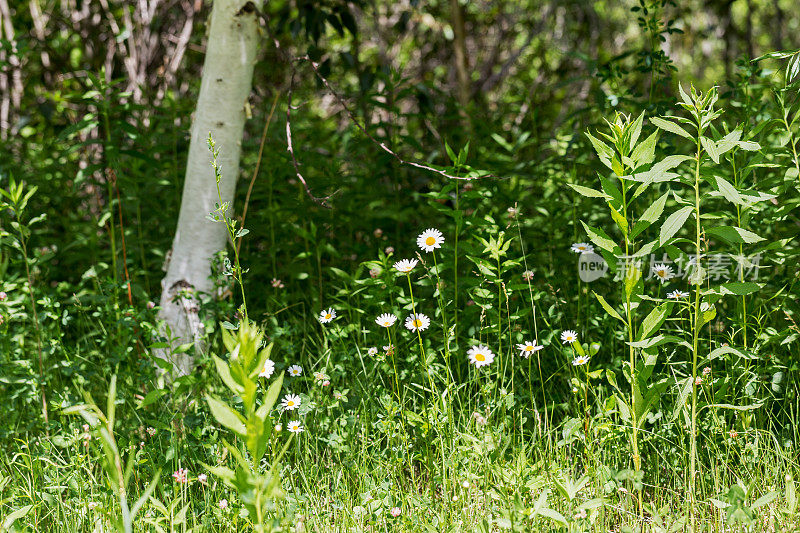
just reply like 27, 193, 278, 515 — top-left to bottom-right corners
1, 0, 799, 398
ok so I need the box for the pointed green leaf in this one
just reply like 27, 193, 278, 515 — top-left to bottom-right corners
650, 117, 692, 140
659, 206, 694, 245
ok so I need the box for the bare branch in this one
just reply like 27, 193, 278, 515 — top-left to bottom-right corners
292, 55, 500, 182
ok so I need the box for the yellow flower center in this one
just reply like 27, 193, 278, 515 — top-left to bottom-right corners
325, 314, 331, 319
425, 236, 436, 246
413, 319, 422, 328
475, 353, 485, 362
524, 346, 532, 351
287, 401, 294, 406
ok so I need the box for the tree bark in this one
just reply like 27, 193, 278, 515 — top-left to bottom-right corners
158, 0, 261, 376
449, 0, 470, 111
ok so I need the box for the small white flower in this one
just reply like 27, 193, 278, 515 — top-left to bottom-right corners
367, 347, 378, 357
416, 228, 444, 252
560, 330, 578, 344
570, 242, 594, 254
287, 420, 304, 433
258, 360, 275, 378
319, 308, 336, 323
218, 499, 228, 510
667, 289, 690, 299
405, 313, 430, 332
313, 371, 327, 382
572, 355, 589, 366
393, 259, 418, 273
198, 473, 208, 484
281, 394, 301, 411
522, 270, 534, 281
375, 313, 397, 327
287, 365, 303, 376
652, 263, 675, 284
516, 341, 543, 358
467, 345, 496, 368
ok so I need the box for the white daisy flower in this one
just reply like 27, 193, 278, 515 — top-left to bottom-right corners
416, 228, 444, 252
319, 308, 336, 323
375, 313, 397, 327
570, 243, 594, 254
572, 355, 589, 366
287, 365, 303, 377
467, 345, 496, 368
393, 259, 418, 273
667, 290, 690, 299
258, 360, 275, 378
404, 313, 430, 332
367, 347, 378, 357
652, 263, 675, 284
516, 341, 543, 358
561, 330, 578, 344
287, 420, 304, 434
281, 394, 301, 411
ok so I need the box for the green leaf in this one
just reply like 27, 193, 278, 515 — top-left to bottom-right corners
751, 491, 779, 510
737, 140, 760, 151
205, 395, 247, 437
610, 205, 628, 235
706, 402, 764, 411
627, 334, 682, 349
631, 130, 658, 167
593, 291, 625, 323
650, 116, 692, 140
637, 302, 672, 341
536, 508, 568, 526
716, 129, 742, 155
586, 132, 613, 168
214, 356, 244, 395
715, 177, 745, 205
700, 136, 719, 164
706, 226, 764, 244
659, 206, 694, 245
580, 222, 620, 254
670, 376, 693, 422
631, 192, 668, 239
695, 304, 717, 334
719, 282, 761, 296
263, 373, 285, 416
137, 389, 168, 409
567, 183, 611, 199
2, 505, 33, 529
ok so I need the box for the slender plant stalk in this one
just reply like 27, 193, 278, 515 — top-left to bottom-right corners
689, 138, 703, 518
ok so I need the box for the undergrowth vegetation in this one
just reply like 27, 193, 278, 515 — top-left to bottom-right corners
2, 2, 800, 532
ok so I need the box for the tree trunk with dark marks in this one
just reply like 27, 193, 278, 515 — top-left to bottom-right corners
158, 0, 261, 376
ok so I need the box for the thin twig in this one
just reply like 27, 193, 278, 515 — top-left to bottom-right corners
286, 69, 333, 208
237, 90, 282, 255
292, 55, 500, 182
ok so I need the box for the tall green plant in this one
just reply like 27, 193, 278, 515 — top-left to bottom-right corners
204, 321, 288, 531
579, 112, 677, 515
63, 376, 161, 533
647, 85, 765, 519
1, 178, 48, 428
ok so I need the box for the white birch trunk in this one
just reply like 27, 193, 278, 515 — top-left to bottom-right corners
158, 0, 261, 376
